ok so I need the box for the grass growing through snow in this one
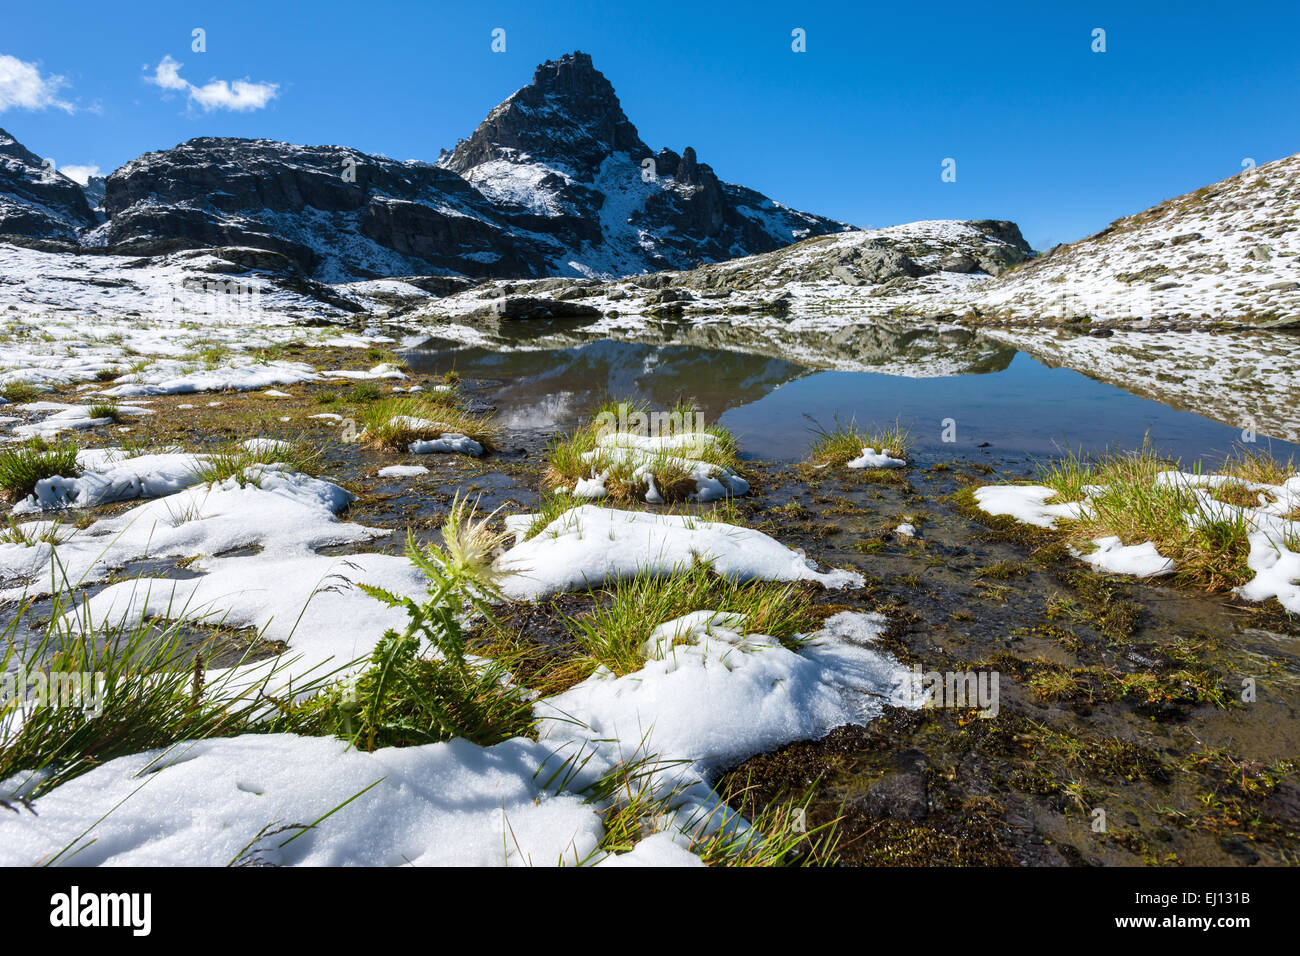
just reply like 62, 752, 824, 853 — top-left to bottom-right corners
87, 403, 122, 423
807, 418, 911, 466
0, 592, 337, 801
0, 438, 81, 503
521, 488, 746, 541
544, 397, 742, 503
0, 498, 529, 802
191, 435, 323, 487
0, 381, 43, 404
561, 562, 818, 676
1034, 440, 1296, 591
358, 394, 496, 452
568, 745, 841, 865
0, 515, 64, 546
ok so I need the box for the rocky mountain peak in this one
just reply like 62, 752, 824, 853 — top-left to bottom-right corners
0, 127, 42, 165
0, 127, 96, 241
442, 51, 649, 177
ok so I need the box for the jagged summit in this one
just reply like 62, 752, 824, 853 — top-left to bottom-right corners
443, 52, 649, 177
439, 51, 850, 275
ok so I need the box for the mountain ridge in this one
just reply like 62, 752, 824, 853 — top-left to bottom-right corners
0, 51, 851, 281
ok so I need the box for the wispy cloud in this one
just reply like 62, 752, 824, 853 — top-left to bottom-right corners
0, 53, 74, 113
59, 164, 100, 185
145, 55, 278, 112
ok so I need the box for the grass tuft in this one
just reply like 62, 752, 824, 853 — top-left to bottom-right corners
544, 397, 741, 504
87, 403, 122, 423
561, 562, 818, 676
192, 436, 323, 487
1033, 439, 1291, 592
0, 593, 333, 800
807, 417, 911, 467
0, 380, 43, 404
333, 499, 534, 749
0, 439, 81, 503
358, 395, 495, 451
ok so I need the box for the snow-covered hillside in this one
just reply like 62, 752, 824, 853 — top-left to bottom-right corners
964, 152, 1300, 329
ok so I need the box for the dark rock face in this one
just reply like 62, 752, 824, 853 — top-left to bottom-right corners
964, 220, 1035, 275
81, 175, 107, 211
0, 128, 96, 240
0, 54, 1037, 289
101, 137, 561, 280
468, 295, 603, 320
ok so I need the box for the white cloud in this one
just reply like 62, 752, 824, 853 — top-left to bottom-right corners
59, 164, 99, 185
189, 78, 278, 112
149, 54, 189, 92
0, 53, 74, 113
145, 55, 278, 112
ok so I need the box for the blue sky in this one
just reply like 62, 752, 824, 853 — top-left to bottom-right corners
3, 0, 1295, 248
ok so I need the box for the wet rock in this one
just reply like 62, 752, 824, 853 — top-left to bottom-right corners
472, 296, 602, 320
1218, 838, 1260, 865
1002, 811, 1071, 866
853, 750, 929, 821
1261, 780, 1300, 825
647, 288, 692, 304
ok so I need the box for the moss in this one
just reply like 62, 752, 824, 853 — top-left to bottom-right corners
1057, 570, 1144, 644
978, 560, 1029, 580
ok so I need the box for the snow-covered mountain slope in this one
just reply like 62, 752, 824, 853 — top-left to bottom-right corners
0, 52, 848, 282
961, 152, 1300, 329
439, 52, 849, 276
466, 153, 1294, 334
0, 128, 96, 241
0, 241, 378, 396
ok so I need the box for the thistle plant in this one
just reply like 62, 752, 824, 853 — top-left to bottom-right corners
347, 496, 532, 750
